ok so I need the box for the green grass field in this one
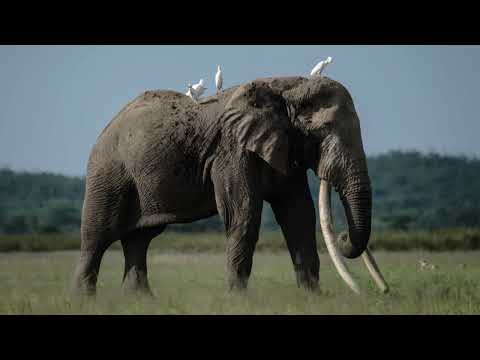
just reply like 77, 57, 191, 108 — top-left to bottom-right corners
1, 249, 479, 314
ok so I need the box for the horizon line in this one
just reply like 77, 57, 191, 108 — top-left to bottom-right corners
1, 149, 479, 178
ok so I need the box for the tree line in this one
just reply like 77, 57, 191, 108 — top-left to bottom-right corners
1, 151, 479, 234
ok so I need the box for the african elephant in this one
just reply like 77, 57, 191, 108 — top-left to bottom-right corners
72, 75, 388, 296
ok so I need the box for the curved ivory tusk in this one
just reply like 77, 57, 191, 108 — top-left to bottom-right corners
362, 248, 389, 293
319, 180, 361, 294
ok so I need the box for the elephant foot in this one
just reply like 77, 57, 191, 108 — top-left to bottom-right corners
228, 276, 249, 292
71, 268, 98, 297
295, 269, 319, 292
71, 280, 97, 297
122, 268, 154, 298
122, 286, 155, 298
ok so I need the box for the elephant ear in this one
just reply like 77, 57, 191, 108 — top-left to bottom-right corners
223, 81, 290, 175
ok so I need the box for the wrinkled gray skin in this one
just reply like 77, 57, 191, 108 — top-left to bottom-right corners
72, 76, 372, 296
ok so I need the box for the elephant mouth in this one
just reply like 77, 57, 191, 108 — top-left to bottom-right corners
318, 180, 389, 294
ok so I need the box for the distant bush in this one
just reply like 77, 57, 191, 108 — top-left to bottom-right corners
369, 228, 480, 251
0, 233, 81, 252
2, 228, 480, 253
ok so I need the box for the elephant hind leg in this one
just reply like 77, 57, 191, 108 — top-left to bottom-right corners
72, 168, 133, 296
72, 232, 116, 296
73, 207, 119, 296
121, 225, 166, 296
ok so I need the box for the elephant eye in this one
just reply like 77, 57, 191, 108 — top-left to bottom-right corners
318, 121, 333, 136
321, 121, 333, 130
301, 101, 311, 111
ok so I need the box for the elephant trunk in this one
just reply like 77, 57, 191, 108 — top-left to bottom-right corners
336, 175, 372, 259
316, 151, 372, 259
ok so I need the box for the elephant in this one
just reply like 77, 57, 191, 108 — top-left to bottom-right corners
72, 75, 388, 296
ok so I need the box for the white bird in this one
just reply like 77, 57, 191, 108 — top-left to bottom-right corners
192, 78, 207, 98
186, 83, 198, 102
419, 259, 429, 269
215, 65, 223, 93
310, 56, 333, 77
419, 259, 437, 270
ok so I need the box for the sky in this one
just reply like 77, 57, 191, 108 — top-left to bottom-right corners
0, 45, 479, 176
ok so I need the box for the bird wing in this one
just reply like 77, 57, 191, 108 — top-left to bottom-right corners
215, 71, 223, 88
310, 61, 324, 76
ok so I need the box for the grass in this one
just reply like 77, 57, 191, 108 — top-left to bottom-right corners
2, 227, 480, 252
0, 249, 479, 314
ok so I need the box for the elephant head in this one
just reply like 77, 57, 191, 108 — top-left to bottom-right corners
283, 77, 371, 256
283, 76, 388, 293
224, 76, 388, 293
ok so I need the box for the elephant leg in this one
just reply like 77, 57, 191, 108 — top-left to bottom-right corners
269, 173, 320, 291
212, 155, 263, 291
121, 226, 165, 296
72, 231, 115, 296
73, 197, 119, 296
72, 169, 131, 296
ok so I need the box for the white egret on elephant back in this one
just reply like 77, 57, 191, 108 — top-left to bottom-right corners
310, 56, 333, 77
186, 83, 197, 102
192, 78, 207, 98
215, 65, 223, 93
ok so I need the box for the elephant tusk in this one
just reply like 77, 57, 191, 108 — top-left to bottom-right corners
319, 180, 361, 294
361, 247, 389, 293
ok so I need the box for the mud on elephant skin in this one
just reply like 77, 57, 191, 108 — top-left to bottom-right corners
72, 75, 388, 296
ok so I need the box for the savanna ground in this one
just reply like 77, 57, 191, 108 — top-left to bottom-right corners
1, 232, 479, 314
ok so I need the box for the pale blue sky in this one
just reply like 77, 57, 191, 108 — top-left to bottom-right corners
1, 45, 479, 176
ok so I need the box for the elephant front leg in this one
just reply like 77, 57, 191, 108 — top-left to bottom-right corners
212, 160, 263, 291
224, 207, 263, 290
269, 173, 320, 291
